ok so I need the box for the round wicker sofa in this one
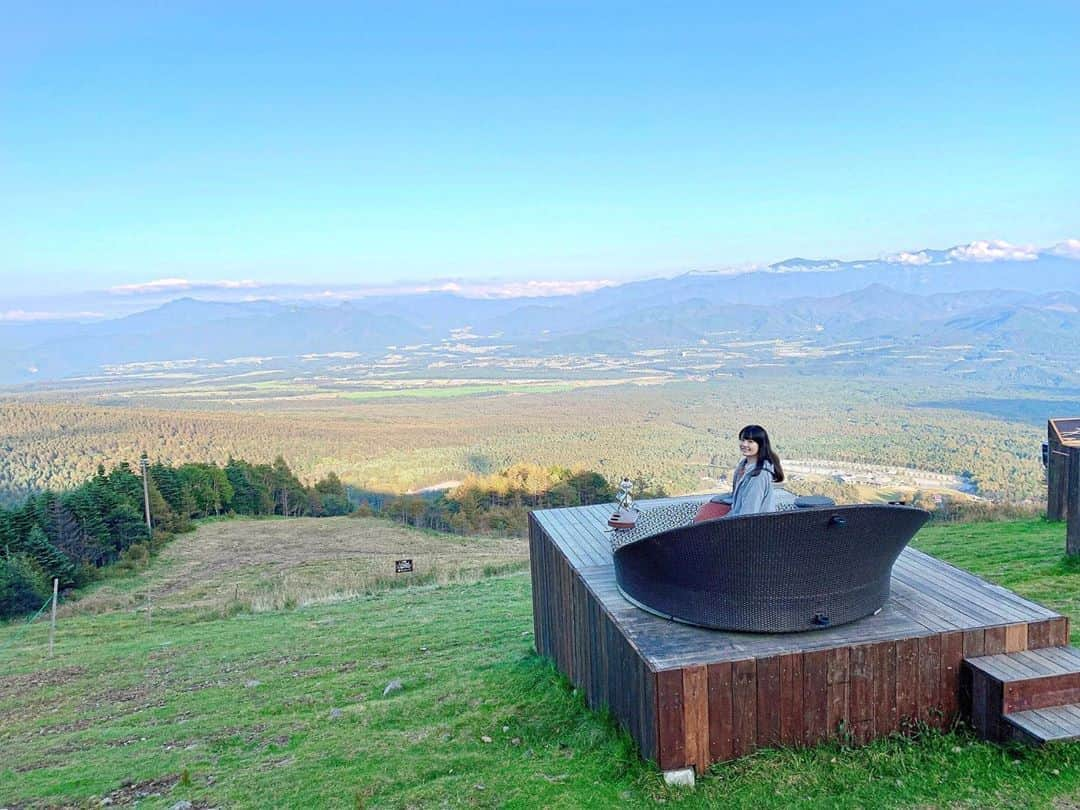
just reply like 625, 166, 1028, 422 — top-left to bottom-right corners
612, 501, 930, 633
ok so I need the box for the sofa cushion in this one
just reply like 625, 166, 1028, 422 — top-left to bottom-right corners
610, 500, 704, 552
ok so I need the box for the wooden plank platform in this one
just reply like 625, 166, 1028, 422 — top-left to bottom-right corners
529, 499, 1070, 771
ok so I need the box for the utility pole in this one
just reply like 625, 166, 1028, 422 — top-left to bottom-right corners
48, 577, 58, 657
140, 455, 153, 538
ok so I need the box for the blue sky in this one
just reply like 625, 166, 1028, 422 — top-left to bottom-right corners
2, 1, 1078, 299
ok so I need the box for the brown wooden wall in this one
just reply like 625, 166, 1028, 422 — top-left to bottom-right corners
653, 616, 1069, 771
530, 514, 658, 761
1047, 420, 1080, 524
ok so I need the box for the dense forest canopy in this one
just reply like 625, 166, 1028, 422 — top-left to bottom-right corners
0, 377, 1050, 510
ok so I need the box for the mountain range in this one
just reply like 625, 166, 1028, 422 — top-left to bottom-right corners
2, 247, 1078, 386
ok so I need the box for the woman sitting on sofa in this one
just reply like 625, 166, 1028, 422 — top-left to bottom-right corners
727, 424, 785, 516
695, 424, 786, 522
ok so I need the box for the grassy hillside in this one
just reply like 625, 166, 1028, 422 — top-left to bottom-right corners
66, 515, 529, 616
2, 517, 1079, 808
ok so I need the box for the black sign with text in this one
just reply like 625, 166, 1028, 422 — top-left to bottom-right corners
395, 559, 414, 574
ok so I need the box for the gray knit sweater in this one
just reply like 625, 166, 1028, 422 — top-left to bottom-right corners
727, 458, 778, 516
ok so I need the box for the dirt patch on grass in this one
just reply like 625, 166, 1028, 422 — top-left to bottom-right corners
0, 666, 88, 699
68, 516, 528, 615
102, 774, 183, 806
3, 774, 190, 809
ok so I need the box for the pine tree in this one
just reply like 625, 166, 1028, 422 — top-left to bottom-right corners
150, 463, 185, 514
0, 553, 50, 619
50, 497, 90, 564
314, 472, 351, 515
107, 462, 143, 505
9, 502, 37, 544
146, 476, 186, 533
22, 525, 76, 586
60, 488, 111, 564
226, 458, 273, 515
0, 507, 15, 549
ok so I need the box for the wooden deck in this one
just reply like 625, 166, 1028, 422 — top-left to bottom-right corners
529, 500, 1070, 771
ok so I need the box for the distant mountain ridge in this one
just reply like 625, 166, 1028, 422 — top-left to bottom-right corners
1, 247, 1078, 385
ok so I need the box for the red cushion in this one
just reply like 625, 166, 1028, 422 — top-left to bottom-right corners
693, 501, 731, 523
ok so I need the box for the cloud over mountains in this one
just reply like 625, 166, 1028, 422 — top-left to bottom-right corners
2, 237, 1076, 323
109, 278, 263, 295
947, 240, 1039, 262
1049, 239, 1080, 259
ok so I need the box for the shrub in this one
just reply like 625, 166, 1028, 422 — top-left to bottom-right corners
0, 554, 51, 620
116, 542, 151, 572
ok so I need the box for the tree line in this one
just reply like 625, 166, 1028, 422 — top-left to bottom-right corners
0, 456, 350, 619
360, 463, 664, 537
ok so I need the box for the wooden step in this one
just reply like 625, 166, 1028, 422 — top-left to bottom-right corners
1006, 704, 1080, 745
964, 646, 1080, 742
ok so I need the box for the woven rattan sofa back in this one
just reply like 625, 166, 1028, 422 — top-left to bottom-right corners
612, 504, 930, 633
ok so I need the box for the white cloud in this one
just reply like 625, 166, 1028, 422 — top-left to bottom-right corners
1048, 239, 1080, 259
948, 240, 1038, 262
770, 261, 844, 274
286, 278, 616, 300
461, 279, 616, 298
210, 278, 616, 303
109, 278, 262, 295
885, 251, 932, 266
0, 309, 104, 322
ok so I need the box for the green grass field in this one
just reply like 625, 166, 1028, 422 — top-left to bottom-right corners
338, 383, 579, 401
2, 518, 1079, 808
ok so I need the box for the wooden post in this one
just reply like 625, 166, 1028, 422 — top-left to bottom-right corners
146, 592, 153, 627
1068, 447, 1080, 556
48, 578, 58, 656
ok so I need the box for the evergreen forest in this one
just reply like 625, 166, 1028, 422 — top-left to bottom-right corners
0, 456, 350, 619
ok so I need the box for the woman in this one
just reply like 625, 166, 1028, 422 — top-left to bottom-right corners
694, 424, 786, 522
725, 425, 786, 514
723, 424, 785, 517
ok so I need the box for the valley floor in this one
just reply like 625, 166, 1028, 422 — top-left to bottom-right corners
2, 517, 1079, 808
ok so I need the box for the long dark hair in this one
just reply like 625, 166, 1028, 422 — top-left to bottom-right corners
739, 424, 784, 482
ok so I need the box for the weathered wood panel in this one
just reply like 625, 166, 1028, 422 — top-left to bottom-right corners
756, 656, 782, 747
707, 662, 733, 762
683, 665, 709, 770
779, 653, 804, 747
803, 649, 830, 746
1003, 673, 1080, 713
917, 635, 942, 726
1068, 446, 1080, 554
939, 631, 964, 723
849, 645, 874, 743
657, 669, 686, 770
874, 642, 898, 736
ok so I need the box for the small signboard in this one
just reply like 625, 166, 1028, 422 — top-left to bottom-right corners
395, 559, 414, 574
